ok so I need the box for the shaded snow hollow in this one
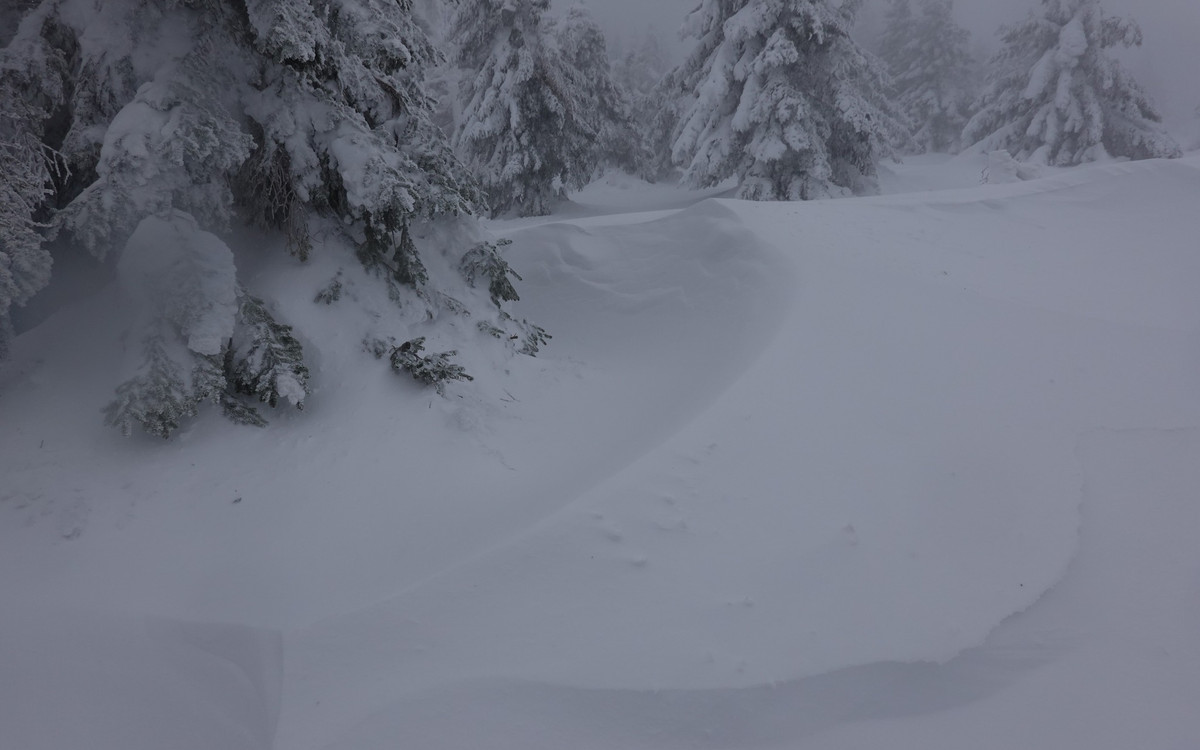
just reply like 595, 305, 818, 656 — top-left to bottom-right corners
3, 153, 1200, 749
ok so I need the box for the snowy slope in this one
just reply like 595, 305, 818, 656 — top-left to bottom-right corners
3, 154, 1199, 749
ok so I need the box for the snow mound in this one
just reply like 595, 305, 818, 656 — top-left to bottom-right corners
278, 157, 1200, 749
117, 212, 239, 357
2, 157, 1199, 750
0, 611, 281, 750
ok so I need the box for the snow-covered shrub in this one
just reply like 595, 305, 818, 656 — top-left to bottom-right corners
225, 292, 309, 412
102, 213, 309, 438
980, 150, 1043, 184
460, 239, 520, 308
962, 0, 1180, 165
666, 0, 907, 201
509, 315, 551, 356
368, 336, 473, 395
104, 332, 201, 439
458, 235, 550, 355
314, 270, 344, 305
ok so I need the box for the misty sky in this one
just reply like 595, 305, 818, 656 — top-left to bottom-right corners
571, 0, 1199, 130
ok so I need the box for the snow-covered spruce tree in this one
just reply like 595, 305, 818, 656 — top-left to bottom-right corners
612, 30, 671, 116
0, 0, 542, 438
876, 0, 914, 68
668, 0, 907, 201
644, 4, 748, 184
0, 117, 52, 359
553, 4, 648, 179
877, 0, 976, 153
962, 0, 1181, 165
449, 0, 594, 217
613, 31, 673, 180
644, 78, 688, 182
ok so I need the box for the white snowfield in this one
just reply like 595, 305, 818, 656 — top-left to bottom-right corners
2, 154, 1199, 749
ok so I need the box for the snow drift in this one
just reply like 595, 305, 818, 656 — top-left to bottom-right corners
2, 154, 1199, 749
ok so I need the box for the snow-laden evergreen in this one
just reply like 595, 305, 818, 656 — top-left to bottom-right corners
612, 31, 671, 116
0, 120, 52, 359
878, 0, 976, 154
666, 0, 906, 201
0, 0, 534, 438
876, 0, 914, 67
612, 31, 672, 177
962, 0, 1181, 165
553, 5, 647, 179
449, 0, 593, 217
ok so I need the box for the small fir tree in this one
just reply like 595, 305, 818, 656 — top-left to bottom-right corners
459, 238, 550, 355
225, 291, 309, 412
962, 0, 1181, 165
390, 337, 473, 395
667, 0, 907, 201
460, 239, 521, 307
367, 335, 474, 395
104, 331, 199, 439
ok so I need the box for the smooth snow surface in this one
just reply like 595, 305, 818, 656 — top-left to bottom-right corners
3, 153, 1199, 749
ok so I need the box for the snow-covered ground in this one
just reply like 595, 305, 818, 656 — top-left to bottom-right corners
3, 152, 1199, 749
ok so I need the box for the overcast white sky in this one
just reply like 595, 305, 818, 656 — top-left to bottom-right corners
568, 0, 1199, 130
